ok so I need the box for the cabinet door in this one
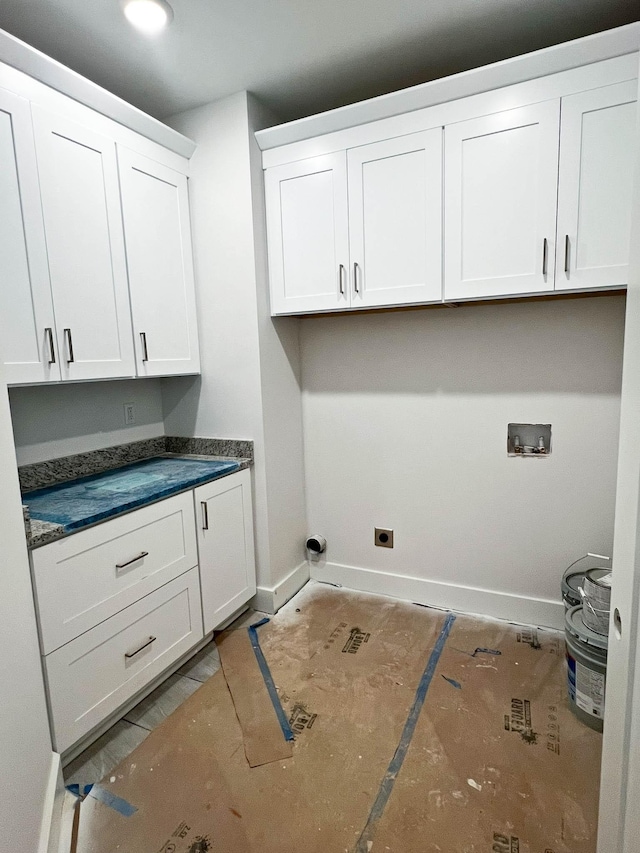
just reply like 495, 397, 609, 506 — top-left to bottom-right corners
0, 89, 60, 383
118, 148, 200, 376
347, 129, 443, 308
194, 469, 256, 633
444, 101, 560, 300
556, 82, 637, 291
265, 153, 349, 314
31, 106, 135, 380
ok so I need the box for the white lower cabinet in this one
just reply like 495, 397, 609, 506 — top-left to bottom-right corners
195, 469, 256, 634
45, 568, 203, 753
30, 470, 256, 755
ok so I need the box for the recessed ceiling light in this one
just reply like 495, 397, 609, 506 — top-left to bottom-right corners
122, 0, 174, 35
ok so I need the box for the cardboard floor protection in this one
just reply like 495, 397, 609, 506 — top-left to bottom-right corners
75, 583, 602, 853
217, 624, 293, 767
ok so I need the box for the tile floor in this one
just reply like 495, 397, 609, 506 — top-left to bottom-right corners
63, 608, 267, 789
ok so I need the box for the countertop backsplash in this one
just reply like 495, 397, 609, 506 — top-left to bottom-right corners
18, 436, 253, 493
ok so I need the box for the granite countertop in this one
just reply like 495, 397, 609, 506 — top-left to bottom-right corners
23, 454, 249, 549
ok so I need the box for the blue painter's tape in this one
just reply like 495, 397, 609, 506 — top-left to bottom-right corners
66, 783, 93, 799
248, 619, 295, 742
442, 675, 462, 689
88, 785, 137, 817
354, 612, 457, 853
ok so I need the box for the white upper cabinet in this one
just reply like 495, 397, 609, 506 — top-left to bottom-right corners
266, 153, 350, 315
31, 106, 135, 381
444, 101, 561, 301
118, 148, 200, 376
0, 88, 60, 384
347, 129, 443, 308
556, 81, 637, 291
266, 135, 443, 314
262, 56, 637, 314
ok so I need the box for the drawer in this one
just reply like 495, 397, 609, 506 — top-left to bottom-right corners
31, 491, 198, 653
44, 567, 203, 754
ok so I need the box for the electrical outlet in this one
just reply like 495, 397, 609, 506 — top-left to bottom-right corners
124, 402, 136, 425
375, 528, 394, 548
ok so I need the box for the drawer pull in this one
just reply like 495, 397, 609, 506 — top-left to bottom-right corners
201, 501, 209, 530
125, 636, 156, 659
115, 551, 149, 570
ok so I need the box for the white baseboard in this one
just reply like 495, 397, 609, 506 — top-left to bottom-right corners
311, 561, 565, 629
252, 561, 310, 614
38, 752, 63, 853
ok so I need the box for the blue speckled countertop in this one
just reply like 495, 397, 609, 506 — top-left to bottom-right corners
24, 456, 241, 543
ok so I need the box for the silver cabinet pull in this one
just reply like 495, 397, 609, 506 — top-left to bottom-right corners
542, 238, 548, 276
338, 264, 345, 296
63, 328, 74, 363
45, 327, 56, 364
201, 501, 209, 530
125, 636, 156, 659
115, 551, 149, 570
353, 262, 360, 294
564, 234, 570, 274
140, 331, 149, 362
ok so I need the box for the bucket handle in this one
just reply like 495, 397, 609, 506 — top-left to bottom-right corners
579, 586, 609, 617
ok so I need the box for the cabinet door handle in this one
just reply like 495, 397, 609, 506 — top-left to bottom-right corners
353, 262, 360, 294
63, 328, 74, 363
564, 235, 570, 274
125, 636, 156, 659
201, 501, 209, 530
115, 551, 149, 570
45, 327, 56, 364
338, 264, 345, 296
542, 238, 548, 276
140, 331, 149, 362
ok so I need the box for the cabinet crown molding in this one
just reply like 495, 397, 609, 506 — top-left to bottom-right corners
0, 27, 195, 158
257, 23, 640, 156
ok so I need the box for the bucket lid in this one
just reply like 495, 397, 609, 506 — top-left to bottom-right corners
565, 605, 609, 650
562, 569, 585, 601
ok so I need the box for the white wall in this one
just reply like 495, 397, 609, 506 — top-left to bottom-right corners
162, 93, 307, 603
302, 295, 625, 627
0, 367, 55, 849
9, 379, 164, 465
247, 94, 308, 603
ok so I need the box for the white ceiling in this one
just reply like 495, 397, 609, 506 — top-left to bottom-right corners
0, 0, 637, 124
